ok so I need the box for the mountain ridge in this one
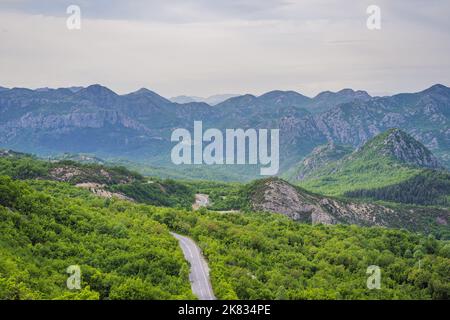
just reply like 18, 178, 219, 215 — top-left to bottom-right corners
1, 83, 449, 180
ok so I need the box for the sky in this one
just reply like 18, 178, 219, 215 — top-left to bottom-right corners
0, 0, 449, 98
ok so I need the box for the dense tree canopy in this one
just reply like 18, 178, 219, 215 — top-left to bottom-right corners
0, 177, 193, 300
154, 208, 450, 300
0, 154, 449, 300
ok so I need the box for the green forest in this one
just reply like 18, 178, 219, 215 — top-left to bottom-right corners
0, 154, 449, 300
163, 209, 450, 300
0, 175, 449, 299
344, 170, 450, 206
0, 176, 194, 299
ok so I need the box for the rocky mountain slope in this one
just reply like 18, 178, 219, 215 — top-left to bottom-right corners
246, 178, 449, 234
306, 88, 371, 114
291, 129, 448, 197
284, 129, 450, 207
354, 128, 441, 169
283, 142, 353, 181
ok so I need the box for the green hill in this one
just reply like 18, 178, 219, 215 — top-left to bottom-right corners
0, 176, 194, 299
1, 150, 449, 300
0, 152, 195, 209
1, 176, 449, 300
294, 129, 450, 205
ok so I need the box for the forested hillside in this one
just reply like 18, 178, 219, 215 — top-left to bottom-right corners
293, 129, 450, 206
0, 177, 194, 299
0, 152, 195, 210
345, 170, 450, 206
1, 177, 449, 300
1, 150, 449, 300
162, 210, 450, 300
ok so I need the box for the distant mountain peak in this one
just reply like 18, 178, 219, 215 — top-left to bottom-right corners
170, 95, 199, 104
67, 86, 84, 93
224, 94, 257, 103
256, 90, 311, 108
308, 88, 371, 113
74, 84, 119, 106
422, 84, 450, 95
81, 84, 118, 96
260, 90, 305, 97
35, 87, 51, 92
127, 87, 171, 105
360, 128, 441, 169
132, 88, 155, 95
315, 88, 371, 99
257, 90, 310, 103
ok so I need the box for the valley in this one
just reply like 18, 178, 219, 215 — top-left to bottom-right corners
1, 0, 449, 305
0, 145, 449, 299
1, 85, 449, 300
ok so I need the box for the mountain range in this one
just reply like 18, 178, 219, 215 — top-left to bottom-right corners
0, 83, 449, 180
1, 97, 449, 300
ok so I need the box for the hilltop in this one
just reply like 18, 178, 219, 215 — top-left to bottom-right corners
293, 129, 449, 205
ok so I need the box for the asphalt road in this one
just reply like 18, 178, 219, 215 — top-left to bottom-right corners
171, 232, 216, 300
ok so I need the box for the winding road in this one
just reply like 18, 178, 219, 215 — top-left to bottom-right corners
171, 232, 216, 300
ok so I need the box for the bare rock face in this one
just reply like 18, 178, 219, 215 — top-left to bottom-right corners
251, 179, 339, 224
48, 165, 134, 185
76, 183, 134, 201
252, 179, 324, 223
248, 178, 449, 230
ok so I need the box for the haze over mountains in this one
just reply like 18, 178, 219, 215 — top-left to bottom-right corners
0, 83, 449, 180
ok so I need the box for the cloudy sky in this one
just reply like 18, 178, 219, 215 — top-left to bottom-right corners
0, 0, 449, 97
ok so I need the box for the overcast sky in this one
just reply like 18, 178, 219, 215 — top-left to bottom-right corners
0, 0, 449, 97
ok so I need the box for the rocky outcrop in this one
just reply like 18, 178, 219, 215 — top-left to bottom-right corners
251, 179, 327, 223
248, 178, 449, 231
250, 179, 394, 226
376, 129, 441, 168
48, 165, 135, 185
76, 183, 134, 201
